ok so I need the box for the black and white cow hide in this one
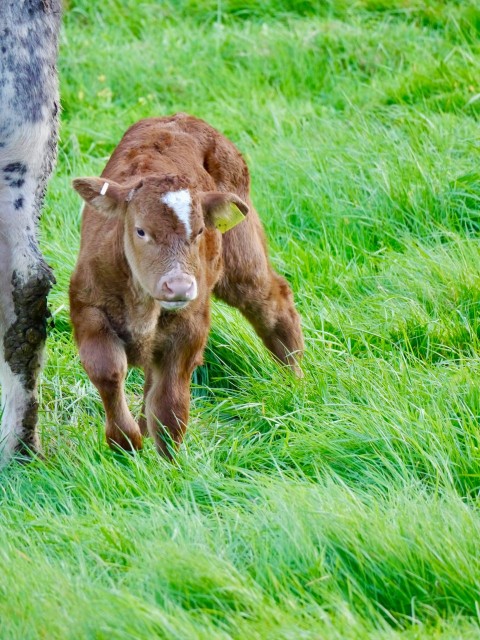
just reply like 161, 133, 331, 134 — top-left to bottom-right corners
0, 0, 61, 462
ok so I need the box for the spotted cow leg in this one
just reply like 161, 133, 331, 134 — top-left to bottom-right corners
0, 140, 56, 463
0, 208, 53, 462
0, 0, 60, 464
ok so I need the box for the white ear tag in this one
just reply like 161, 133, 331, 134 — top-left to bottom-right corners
100, 182, 109, 196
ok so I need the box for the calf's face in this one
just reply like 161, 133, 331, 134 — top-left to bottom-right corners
73, 175, 248, 309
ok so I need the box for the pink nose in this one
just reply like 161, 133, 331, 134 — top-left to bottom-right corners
157, 274, 197, 301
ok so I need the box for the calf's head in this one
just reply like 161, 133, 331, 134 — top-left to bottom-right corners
73, 175, 248, 310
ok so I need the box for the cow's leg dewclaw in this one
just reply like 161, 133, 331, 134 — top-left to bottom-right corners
78, 334, 142, 453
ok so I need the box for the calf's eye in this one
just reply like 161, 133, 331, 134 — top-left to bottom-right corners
136, 228, 146, 238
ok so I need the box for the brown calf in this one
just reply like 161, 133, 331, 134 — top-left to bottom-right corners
70, 114, 303, 457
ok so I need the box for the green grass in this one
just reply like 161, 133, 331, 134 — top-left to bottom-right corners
2, 0, 480, 637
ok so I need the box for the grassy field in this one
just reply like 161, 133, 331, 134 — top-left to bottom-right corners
2, 0, 480, 637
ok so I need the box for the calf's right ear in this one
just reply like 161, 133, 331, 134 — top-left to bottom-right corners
72, 177, 144, 216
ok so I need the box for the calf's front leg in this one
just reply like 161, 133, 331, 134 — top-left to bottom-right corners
138, 367, 152, 437
146, 367, 192, 458
74, 309, 142, 451
146, 323, 208, 458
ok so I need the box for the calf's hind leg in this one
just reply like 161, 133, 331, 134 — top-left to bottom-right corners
215, 218, 304, 374
74, 308, 142, 451
243, 271, 304, 375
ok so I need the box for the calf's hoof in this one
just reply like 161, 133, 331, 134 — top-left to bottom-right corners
153, 429, 184, 461
106, 421, 143, 452
291, 360, 304, 379
155, 440, 178, 461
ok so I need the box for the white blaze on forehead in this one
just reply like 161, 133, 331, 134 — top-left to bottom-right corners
161, 189, 192, 240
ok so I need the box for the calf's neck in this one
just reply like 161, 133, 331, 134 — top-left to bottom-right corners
70, 114, 303, 457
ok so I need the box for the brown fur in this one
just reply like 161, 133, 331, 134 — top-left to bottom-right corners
70, 113, 304, 458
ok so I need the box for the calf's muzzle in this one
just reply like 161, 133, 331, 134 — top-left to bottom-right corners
156, 272, 197, 310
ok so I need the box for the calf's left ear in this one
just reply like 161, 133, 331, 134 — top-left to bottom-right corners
72, 177, 144, 216
201, 191, 249, 233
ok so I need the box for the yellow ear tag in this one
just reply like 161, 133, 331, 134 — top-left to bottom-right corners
214, 203, 246, 233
